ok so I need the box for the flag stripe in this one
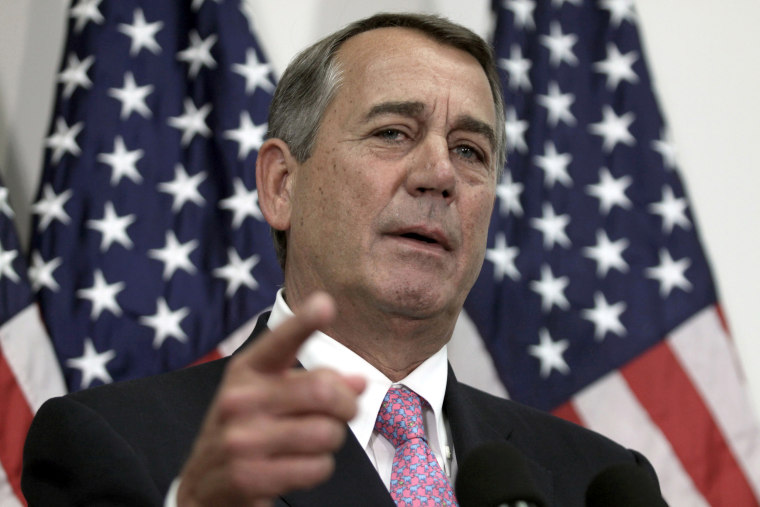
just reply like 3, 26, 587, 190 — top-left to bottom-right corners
0, 348, 31, 505
551, 400, 583, 427
449, 310, 509, 399
623, 330, 758, 506
572, 370, 708, 506
668, 306, 760, 501
0, 461, 23, 507
0, 305, 65, 411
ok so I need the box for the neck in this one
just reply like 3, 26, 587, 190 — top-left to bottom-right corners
283, 287, 457, 382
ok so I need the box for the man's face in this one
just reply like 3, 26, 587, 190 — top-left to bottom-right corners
285, 27, 497, 321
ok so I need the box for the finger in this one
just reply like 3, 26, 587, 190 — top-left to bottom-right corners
217, 368, 361, 422
222, 414, 347, 457
243, 291, 336, 373
226, 454, 336, 498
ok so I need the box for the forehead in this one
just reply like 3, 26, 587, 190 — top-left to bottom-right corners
332, 27, 496, 124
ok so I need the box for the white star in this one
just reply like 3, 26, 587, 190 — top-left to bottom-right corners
158, 164, 206, 212
537, 82, 576, 127
600, 0, 637, 28
219, 179, 264, 227
65, 338, 115, 388
97, 136, 144, 185
86, 202, 136, 252
498, 45, 532, 91
0, 186, 13, 217
224, 112, 267, 160
108, 72, 154, 120
45, 117, 84, 164
232, 48, 275, 95
213, 248, 260, 297
588, 106, 635, 153
582, 230, 629, 278
540, 22, 578, 67
581, 292, 627, 341
0, 240, 20, 283
528, 328, 570, 378
148, 231, 198, 280
593, 43, 639, 90
69, 0, 104, 33
652, 128, 678, 170
139, 298, 190, 349
505, 107, 529, 153
117, 8, 163, 56
504, 0, 536, 30
77, 270, 125, 320
32, 184, 72, 231
585, 167, 632, 214
177, 30, 217, 78
167, 98, 212, 147
531, 203, 571, 250
646, 249, 692, 297
496, 171, 524, 216
485, 232, 520, 282
649, 185, 691, 234
534, 141, 572, 188
58, 53, 94, 99
28, 252, 62, 292
530, 264, 570, 312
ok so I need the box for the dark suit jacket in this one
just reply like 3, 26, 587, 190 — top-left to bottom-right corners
22, 313, 658, 506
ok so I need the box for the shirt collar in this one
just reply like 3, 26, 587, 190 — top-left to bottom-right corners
269, 289, 449, 451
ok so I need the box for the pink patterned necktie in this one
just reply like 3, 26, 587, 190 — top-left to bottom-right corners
375, 386, 458, 506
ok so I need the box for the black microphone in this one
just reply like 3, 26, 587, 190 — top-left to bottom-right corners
455, 442, 547, 507
585, 463, 668, 507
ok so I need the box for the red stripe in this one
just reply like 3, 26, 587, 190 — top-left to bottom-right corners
187, 348, 223, 367
0, 350, 32, 505
552, 400, 584, 426
622, 340, 758, 507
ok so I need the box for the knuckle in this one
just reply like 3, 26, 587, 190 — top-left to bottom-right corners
310, 419, 345, 450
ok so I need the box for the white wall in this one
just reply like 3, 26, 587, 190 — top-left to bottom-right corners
1, 0, 758, 415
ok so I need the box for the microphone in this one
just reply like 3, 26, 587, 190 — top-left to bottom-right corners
455, 442, 547, 507
585, 463, 668, 507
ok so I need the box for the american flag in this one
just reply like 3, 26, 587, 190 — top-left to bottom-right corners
30, 0, 280, 397
455, 0, 760, 504
0, 174, 65, 506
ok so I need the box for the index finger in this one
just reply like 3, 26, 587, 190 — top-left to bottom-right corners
241, 291, 336, 373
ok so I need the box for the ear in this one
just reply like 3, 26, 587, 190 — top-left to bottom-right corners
255, 138, 297, 232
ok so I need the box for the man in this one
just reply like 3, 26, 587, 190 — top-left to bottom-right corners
23, 13, 661, 506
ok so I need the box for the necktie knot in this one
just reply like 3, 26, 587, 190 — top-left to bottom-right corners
375, 386, 426, 448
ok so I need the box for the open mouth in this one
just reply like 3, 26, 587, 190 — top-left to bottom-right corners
399, 232, 439, 245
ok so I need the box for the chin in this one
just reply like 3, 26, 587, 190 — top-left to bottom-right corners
375, 282, 458, 320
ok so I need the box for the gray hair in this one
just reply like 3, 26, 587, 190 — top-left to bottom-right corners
267, 12, 506, 269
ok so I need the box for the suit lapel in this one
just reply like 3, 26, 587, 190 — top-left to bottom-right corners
444, 365, 554, 502
280, 429, 394, 507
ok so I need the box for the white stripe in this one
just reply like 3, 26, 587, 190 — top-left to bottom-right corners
669, 306, 760, 498
0, 463, 23, 507
449, 310, 509, 399
0, 304, 65, 411
573, 371, 708, 507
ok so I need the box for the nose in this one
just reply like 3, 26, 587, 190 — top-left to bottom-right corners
405, 136, 456, 204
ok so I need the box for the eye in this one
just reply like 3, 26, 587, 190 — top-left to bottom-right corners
375, 128, 407, 142
453, 144, 485, 163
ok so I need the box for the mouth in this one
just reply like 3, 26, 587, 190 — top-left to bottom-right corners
390, 227, 453, 252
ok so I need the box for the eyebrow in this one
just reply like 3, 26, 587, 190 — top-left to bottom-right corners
364, 101, 426, 121
363, 101, 496, 151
